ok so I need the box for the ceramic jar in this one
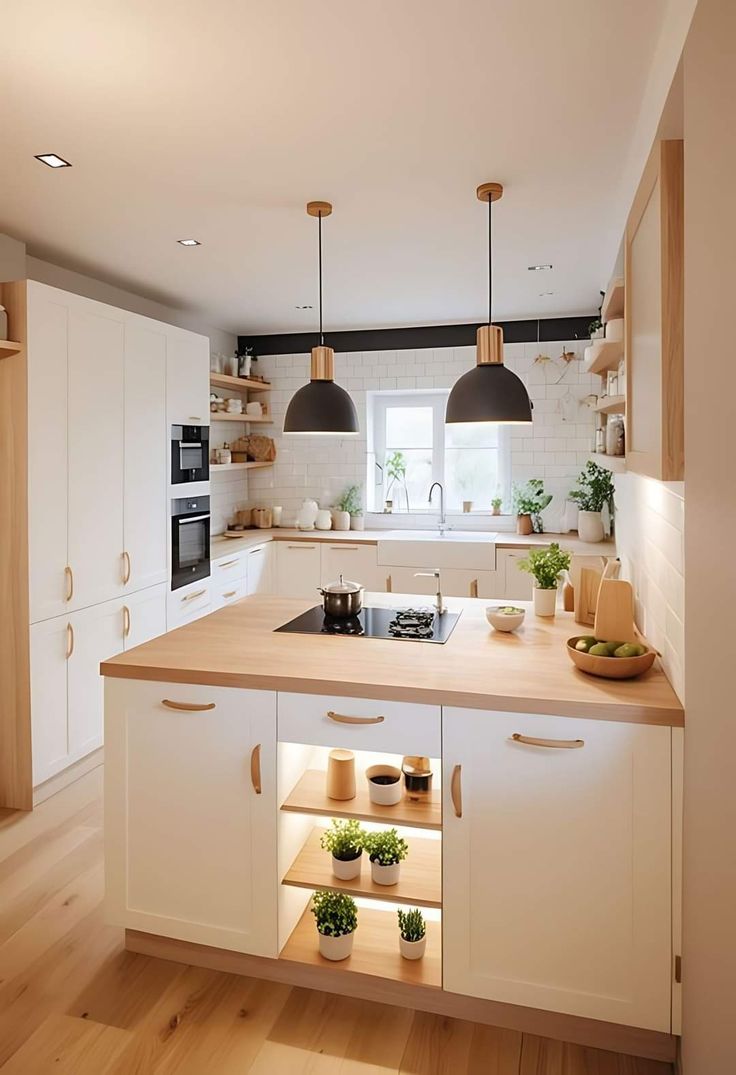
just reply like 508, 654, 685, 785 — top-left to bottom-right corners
371, 860, 400, 886
331, 852, 362, 881
296, 499, 318, 530
577, 510, 605, 543
533, 584, 558, 617
315, 509, 332, 531
318, 931, 355, 961
332, 510, 350, 531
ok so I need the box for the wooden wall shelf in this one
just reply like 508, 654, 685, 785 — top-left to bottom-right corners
0, 340, 22, 359
589, 453, 626, 474
584, 340, 624, 375
210, 373, 270, 392
280, 903, 442, 988
210, 461, 273, 472
601, 278, 625, 323
595, 395, 626, 415
282, 769, 442, 831
282, 827, 442, 908
210, 413, 272, 423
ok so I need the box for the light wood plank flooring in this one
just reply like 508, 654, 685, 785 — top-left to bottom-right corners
0, 768, 673, 1074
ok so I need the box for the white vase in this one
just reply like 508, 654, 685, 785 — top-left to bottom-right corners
371, 860, 400, 886
350, 515, 364, 531
399, 934, 427, 961
578, 510, 605, 543
533, 584, 558, 618
297, 499, 318, 530
318, 930, 354, 961
333, 510, 350, 531
315, 509, 332, 531
332, 852, 362, 880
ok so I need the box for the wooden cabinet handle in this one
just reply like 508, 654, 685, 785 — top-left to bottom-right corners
331, 545, 358, 550
451, 764, 462, 818
65, 565, 74, 602
161, 699, 216, 712
182, 588, 207, 602
287, 544, 316, 550
218, 558, 239, 568
249, 548, 263, 556
511, 733, 584, 749
250, 743, 262, 794
123, 605, 131, 638
470, 578, 478, 598
65, 622, 74, 659
386, 574, 392, 592
223, 590, 237, 598
122, 550, 131, 584
326, 710, 385, 726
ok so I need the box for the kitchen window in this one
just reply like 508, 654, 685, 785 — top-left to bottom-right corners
368, 390, 511, 513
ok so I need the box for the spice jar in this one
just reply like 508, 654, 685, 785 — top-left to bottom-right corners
605, 415, 625, 457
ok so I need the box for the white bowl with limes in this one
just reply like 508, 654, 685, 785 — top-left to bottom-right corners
486, 606, 526, 633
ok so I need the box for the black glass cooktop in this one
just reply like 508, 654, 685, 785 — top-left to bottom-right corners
275, 605, 461, 644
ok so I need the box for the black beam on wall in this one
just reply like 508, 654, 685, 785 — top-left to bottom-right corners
238, 316, 594, 357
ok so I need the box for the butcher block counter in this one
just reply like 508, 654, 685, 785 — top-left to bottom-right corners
101, 593, 683, 726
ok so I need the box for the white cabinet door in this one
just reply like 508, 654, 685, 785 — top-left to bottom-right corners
166, 328, 209, 426
388, 566, 496, 599
124, 318, 168, 592
443, 708, 672, 1031
68, 598, 126, 763
274, 542, 321, 598
167, 579, 212, 629
27, 284, 69, 623
320, 543, 385, 591
212, 576, 247, 610
497, 548, 535, 600
105, 679, 278, 956
245, 543, 273, 594
67, 303, 125, 610
29, 616, 69, 785
124, 585, 167, 650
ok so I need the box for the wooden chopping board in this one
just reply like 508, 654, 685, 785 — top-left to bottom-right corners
593, 578, 637, 643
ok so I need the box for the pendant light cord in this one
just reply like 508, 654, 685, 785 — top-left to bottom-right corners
318, 211, 324, 345
488, 195, 493, 326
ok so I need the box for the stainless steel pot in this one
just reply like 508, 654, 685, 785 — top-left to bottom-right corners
318, 574, 364, 618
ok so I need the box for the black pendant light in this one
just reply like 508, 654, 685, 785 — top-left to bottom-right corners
446, 183, 533, 425
283, 201, 359, 435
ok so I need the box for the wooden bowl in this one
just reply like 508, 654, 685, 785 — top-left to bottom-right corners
566, 637, 657, 680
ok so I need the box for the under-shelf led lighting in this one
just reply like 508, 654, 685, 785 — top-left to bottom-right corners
35, 153, 71, 168
177, 238, 201, 247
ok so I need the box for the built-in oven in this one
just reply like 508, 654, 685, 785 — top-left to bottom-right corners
171, 424, 209, 485
171, 495, 210, 591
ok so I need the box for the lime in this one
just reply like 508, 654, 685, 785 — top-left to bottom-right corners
589, 643, 611, 656
614, 643, 639, 658
575, 637, 596, 652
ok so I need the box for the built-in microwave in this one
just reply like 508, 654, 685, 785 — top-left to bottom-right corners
171, 495, 210, 591
171, 424, 209, 485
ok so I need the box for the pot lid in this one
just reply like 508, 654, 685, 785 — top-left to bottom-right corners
323, 573, 362, 594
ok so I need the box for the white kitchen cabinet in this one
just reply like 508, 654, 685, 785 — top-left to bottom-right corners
212, 551, 246, 585
123, 584, 167, 650
387, 566, 497, 600
67, 302, 126, 611
278, 692, 441, 756
29, 616, 70, 785
274, 542, 321, 599
320, 542, 385, 592
167, 578, 212, 629
105, 679, 278, 956
443, 708, 672, 1032
496, 548, 535, 600
68, 598, 127, 763
166, 327, 209, 426
27, 284, 70, 624
124, 318, 168, 592
212, 577, 247, 610
245, 543, 273, 594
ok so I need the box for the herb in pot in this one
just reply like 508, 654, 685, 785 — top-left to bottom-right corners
512, 479, 552, 533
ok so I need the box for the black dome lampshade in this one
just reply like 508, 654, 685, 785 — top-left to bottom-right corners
283, 201, 359, 436
446, 183, 533, 426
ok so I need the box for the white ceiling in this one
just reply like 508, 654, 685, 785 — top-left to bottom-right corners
2, 0, 676, 334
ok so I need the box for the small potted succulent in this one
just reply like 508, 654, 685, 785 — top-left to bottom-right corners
512, 479, 552, 535
364, 827, 409, 886
491, 496, 503, 516
320, 818, 365, 880
568, 461, 614, 544
397, 907, 427, 960
517, 542, 572, 618
311, 889, 358, 961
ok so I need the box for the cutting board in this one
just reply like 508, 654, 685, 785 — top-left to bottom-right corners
573, 558, 620, 627
593, 578, 637, 643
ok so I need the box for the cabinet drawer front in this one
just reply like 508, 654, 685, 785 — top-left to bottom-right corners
278, 692, 441, 755
167, 581, 211, 628
212, 577, 247, 610
212, 553, 246, 584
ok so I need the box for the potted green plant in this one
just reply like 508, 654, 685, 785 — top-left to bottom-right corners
320, 818, 365, 880
491, 496, 503, 516
311, 889, 358, 961
385, 451, 409, 513
512, 479, 552, 535
363, 827, 409, 886
568, 461, 614, 543
517, 542, 572, 617
397, 907, 426, 960
334, 483, 364, 531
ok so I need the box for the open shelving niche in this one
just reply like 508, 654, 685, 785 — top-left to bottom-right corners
586, 275, 627, 472
208, 371, 274, 473
277, 741, 443, 989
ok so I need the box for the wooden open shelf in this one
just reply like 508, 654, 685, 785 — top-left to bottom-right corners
282, 827, 441, 908
584, 339, 624, 375
280, 903, 441, 989
595, 394, 626, 415
210, 372, 270, 392
282, 769, 442, 831
210, 461, 273, 472
589, 452, 627, 474
601, 277, 625, 323
0, 340, 22, 359
210, 412, 272, 423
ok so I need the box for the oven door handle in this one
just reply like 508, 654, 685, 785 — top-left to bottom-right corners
179, 442, 203, 450
177, 514, 210, 525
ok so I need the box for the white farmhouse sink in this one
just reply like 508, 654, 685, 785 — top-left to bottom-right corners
377, 531, 497, 571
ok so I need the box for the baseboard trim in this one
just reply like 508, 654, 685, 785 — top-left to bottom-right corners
125, 929, 677, 1063
33, 748, 104, 807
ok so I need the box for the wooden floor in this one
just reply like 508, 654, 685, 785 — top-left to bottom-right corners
0, 768, 673, 1074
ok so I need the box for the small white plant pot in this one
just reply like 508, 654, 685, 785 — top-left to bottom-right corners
577, 510, 605, 543
350, 514, 364, 531
533, 585, 558, 618
318, 930, 355, 961
332, 852, 362, 881
333, 510, 351, 531
365, 764, 402, 805
371, 860, 401, 886
399, 934, 427, 961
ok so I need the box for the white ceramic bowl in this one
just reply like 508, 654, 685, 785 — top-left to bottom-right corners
485, 606, 526, 632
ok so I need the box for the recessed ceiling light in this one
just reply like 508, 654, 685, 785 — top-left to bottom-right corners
35, 153, 71, 168
295, 304, 313, 310
177, 238, 201, 247
528, 264, 552, 271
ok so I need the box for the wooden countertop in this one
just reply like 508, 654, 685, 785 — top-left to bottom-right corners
101, 594, 683, 727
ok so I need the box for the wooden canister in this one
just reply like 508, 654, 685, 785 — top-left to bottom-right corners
326, 749, 356, 801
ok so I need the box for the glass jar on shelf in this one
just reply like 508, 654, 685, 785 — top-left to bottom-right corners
606, 414, 625, 457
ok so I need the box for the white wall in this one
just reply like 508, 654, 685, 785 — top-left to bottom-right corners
614, 474, 684, 701
246, 340, 597, 524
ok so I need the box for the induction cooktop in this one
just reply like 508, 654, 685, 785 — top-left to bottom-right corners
275, 605, 461, 644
